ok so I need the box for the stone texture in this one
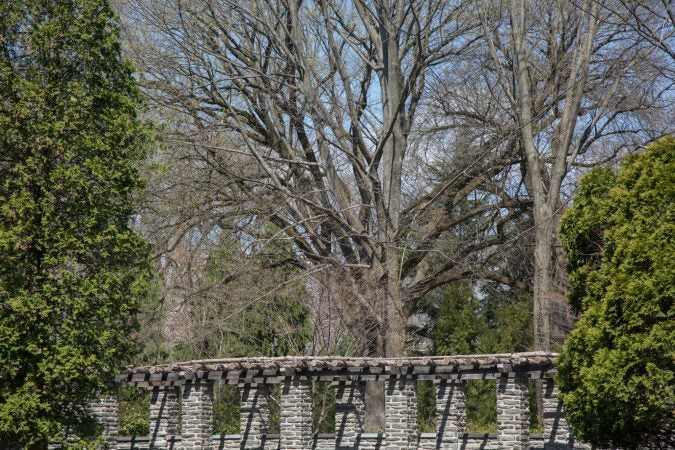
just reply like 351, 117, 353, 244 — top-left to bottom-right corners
181, 380, 214, 449
543, 380, 572, 447
240, 383, 270, 449
149, 386, 180, 448
384, 375, 418, 449
335, 380, 365, 448
279, 378, 313, 449
435, 379, 465, 448
87, 393, 119, 449
355, 433, 384, 450
496, 373, 530, 449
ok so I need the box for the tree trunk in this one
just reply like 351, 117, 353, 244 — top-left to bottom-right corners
532, 201, 556, 427
384, 249, 406, 357
363, 255, 406, 431
532, 204, 554, 352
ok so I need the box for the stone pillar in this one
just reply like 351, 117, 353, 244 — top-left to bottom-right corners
543, 379, 572, 447
435, 379, 465, 448
384, 375, 418, 449
149, 386, 180, 448
181, 380, 214, 449
335, 380, 366, 448
240, 383, 270, 449
279, 378, 313, 449
497, 373, 530, 449
87, 393, 119, 450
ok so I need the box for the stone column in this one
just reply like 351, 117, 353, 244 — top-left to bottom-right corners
240, 383, 270, 449
435, 379, 465, 448
335, 380, 366, 448
497, 373, 530, 449
543, 379, 572, 447
181, 380, 214, 449
87, 393, 119, 450
149, 386, 180, 448
279, 378, 313, 449
384, 375, 418, 449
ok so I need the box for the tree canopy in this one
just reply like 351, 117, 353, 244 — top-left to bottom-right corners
0, 0, 150, 446
557, 137, 675, 449
115, 0, 675, 364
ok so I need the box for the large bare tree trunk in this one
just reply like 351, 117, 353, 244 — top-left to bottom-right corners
384, 272, 406, 356
531, 203, 556, 423
510, 0, 602, 351
532, 205, 554, 351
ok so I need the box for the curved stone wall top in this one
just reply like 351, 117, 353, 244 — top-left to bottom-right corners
117, 351, 559, 387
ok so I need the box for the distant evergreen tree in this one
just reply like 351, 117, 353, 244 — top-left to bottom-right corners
558, 138, 675, 449
423, 281, 534, 432
0, 1, 150, 447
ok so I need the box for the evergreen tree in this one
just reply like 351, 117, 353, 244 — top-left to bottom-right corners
0, 1, 150, 446
425, 281, 534, 432
558, 138, 675, 449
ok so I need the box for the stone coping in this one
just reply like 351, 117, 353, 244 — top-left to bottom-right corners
116, 352, 558, 387
125, 351, 558, 373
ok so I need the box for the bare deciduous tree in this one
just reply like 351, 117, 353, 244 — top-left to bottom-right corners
610, 0, 675, 74
120, 0, 532, 359
463, 0, 674, 351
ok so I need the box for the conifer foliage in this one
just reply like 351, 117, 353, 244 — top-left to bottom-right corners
0, 1, 150, 446
558, 138, 675, 449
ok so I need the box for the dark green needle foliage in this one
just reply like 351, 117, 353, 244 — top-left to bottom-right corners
0, 0, 150, 447
558, 138, 674, 449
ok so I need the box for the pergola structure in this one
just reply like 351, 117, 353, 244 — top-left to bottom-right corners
82, 352, 584, 449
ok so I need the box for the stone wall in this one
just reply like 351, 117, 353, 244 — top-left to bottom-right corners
149, 387, 180, 447
86, 352, 587, 449
88, 394, 119, 449
496, 372, 530, 449
181, 381, 213, 449
435, 379, 465, 448
335, 380, 366, 448
279, 379, 313, 449
384, 375, 418, 448
240, 384, 270, 448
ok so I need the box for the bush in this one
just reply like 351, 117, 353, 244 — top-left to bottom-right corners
558, 138, 675, 449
